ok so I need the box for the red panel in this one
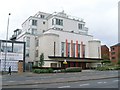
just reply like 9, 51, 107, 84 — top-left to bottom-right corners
76, 41, 78, 57
71, 40, 73, 57
66, 39, 68, 57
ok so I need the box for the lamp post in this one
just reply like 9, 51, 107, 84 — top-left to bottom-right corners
4, 13, 11, 73
63, 59, 67, 69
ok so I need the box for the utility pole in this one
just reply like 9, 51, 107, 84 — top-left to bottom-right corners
4, 13, 11, 73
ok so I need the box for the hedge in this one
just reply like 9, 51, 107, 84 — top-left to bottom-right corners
65, 67, 82, 72
33, 68, 53, 73
96, 66, 120, 71
33, 67, 82, 73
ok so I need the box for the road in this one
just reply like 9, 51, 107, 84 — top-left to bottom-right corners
2, 77, 119, 88
2, 70, 120, 88
2, 70, 118, 82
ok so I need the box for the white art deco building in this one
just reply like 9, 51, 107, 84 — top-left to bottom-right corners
11, 11, 102, 69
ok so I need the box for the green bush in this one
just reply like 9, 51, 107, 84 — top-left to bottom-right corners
61, 69, 66, 72
33, 69, 40, 73
33, 68, 53, 73
114, 66, 120, 70
48, 68, 53, 73
65, 67, 82, 72
96, 65, 120, 71
96, 66, 109, 71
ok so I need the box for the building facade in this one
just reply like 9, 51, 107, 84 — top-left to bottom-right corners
11, 11, 102, 69
0, 40, 25, 72
118, 1, 120, 43
110, 43, 120, 64
101, 45, 110, 60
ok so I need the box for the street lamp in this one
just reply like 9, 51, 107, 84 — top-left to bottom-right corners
4, 13, 11, 73
63, 59, 67, 69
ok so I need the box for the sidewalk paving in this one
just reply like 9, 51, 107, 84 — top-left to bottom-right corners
2, 70, 102, 77
2, 70, 119, 86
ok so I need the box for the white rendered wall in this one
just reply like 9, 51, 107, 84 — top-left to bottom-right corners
44, 29, 93, 58
17, 34, 36, 63
88, 40, 101, 58
38, 33, 59, 60
47, 15, 87, 34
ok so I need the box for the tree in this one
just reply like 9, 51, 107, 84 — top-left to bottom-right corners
39, 53, 44, 67
102, 54, 109, 60
118, 59, 120, 66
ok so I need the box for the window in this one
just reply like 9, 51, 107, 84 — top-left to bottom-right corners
112, 57, 115, 59
112, 47, 115, 51
51, 63, 57, 67
78, 24, 83, 29
35, 39, 39, 47
55, 18, 63, 26
32, 28, 37, 35
61, 42, 65, 57
41, 15, 45, 18
52, 19, 54, 25
35, 50, 38, 57
55, 28, 63, 31
26, 37, 30, 47
13, 43, 23, 53
83, 45, 85, 58
68, 43, 70, 57
26, 49, 29, 57
43, 21, 45, 24
1, 42, 12, 52
7, 43, 12, 52
78, 44, 80, 57
1, 42, 5, 52
73, 43, 75, 57
32, 20, 37, 26
111, 52, 115, 55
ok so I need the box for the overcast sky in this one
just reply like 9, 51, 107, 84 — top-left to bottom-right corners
0, 0, 119, 47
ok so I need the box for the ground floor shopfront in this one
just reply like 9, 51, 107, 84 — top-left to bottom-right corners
48, 56, 103, 69
61, 62, 86, 69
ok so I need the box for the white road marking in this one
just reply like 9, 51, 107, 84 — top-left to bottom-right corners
103, 82, 107, 83
97, 82, 103, 84
58, 85, 70, 88
97, 81, 107, 84
7, 81, 15, 82
113, 80, 119, 82
80, 83, 90, 86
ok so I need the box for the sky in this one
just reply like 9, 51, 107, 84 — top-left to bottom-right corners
0, 0, 119, 47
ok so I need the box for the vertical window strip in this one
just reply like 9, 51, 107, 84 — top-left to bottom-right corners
61, 42, 65, 57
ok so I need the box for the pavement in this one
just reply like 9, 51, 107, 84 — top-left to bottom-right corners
2, 70, 120, 86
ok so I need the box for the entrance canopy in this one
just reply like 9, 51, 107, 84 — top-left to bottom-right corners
48, 56, 103, 63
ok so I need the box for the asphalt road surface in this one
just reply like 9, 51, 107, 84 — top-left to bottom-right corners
2, 77, 119, 88
2, 70, 120, 89
2, 70, 118, 82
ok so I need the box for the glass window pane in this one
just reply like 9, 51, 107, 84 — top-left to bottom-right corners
13, 43, 24, 53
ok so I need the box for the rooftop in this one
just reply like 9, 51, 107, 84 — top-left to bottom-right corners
111, 43, 120, 47
33, 11, 84, 22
